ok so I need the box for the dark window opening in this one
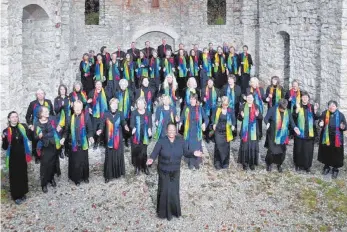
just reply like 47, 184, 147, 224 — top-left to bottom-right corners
207, 0, 226, 25
85, 0, 99, 25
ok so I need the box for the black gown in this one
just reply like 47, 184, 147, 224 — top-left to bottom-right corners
100, 111, 126, 179
2, 124, 31, 200
318, 110, 346, 168
79, 60, 94, 95
213, 53, 227, 89
150, 136, 195, 220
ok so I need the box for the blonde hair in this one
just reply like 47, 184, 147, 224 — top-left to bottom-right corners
163, 74, 178, 90
119, 79, 129, 88
187, 77, 197, 88
249, 77, 259, 87
109, 98, 119, 105
221, 96, 229, 105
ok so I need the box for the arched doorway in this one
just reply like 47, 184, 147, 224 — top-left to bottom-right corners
22, 4, 54, 102
277, 31, 290, 90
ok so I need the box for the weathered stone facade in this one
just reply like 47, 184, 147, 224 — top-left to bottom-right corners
1, 0, 347, 128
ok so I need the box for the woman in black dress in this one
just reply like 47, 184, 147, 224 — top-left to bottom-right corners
79, 53, 93, 95
212, 46, 227, 89
147, 122, 203, 220
2, 111, 32, 204
34, 106, 63, 193
318, 100, 346, 179
98, 98, 130, 182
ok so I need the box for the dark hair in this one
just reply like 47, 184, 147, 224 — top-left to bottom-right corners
7, 111, 18, 125
189, 93, 198, 100
190, 49, 195, 56
38, 106, 49, 119
278, 99, 288, 109
96, 53, 102, 59
82, 53, 89, 59
301, 90, 310, 98
243, 45, 248, 49
58, 84, 68, 96
100, 46, 107, 53
328, 100, 338, 107
228, 74, 236, 81
271, 76, 280, 84
166, 121, 177, 129
209, 42, 213, 46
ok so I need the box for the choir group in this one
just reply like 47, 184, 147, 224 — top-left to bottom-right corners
2, 39, 346, 221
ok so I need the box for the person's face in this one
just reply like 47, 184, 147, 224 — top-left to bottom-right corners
292, 82, 299, 90
167, 76, 173, 84
301, 95, 309, 104
41, 108, 49, 118
272, 78, 278, 85
179, 50, 184, 56
112, 54, 117, 60
145, 41, 150, 47
153, 52, 158, 58
167, 125, 176, 139
191, 50, 196, 56
142, 78, 149, 87
243, 47, 248, 53
218, 47, 223, 54
8, 113, 19, 125
120, 83, 127, 90
328, 103, 337, 113
246, 95, 254, 104
189, 79, 197, 89
137, 100, 145, 110
110, 101, 118, 111
165, 50, 171, 56
117, 45, 121, 50
103, 48, 107, 53
228, 78, 235, 85
74, 84, 81, 92
59, 86, 66, 96
140, 52, 144, 58
36, 91, 45, 100
229, 47, 235, 53
131, 43, 135, 49
83, 55, 89, 61
250, 80, 257, 88
179, 44, 184, 49
209, 44, 213, 49
162, 39, 166, 45
203, 49, 208, 54
126, 54, 130, 61
222, 101, 228, 109
163, 96, 171, 106
207, 80, 213, 88
97, 55, 102, 61
95, 82, 102, 91
190, 97, 197, 106
74, 104, 82, 115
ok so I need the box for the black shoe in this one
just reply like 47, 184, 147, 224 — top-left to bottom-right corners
75, 181, 80, 186
64, 150, 69, 157
144, 167, 150, 175
250, 165, 255, 171
56, 171, 61, 177
242, 164, 247, 170
323, 166, 331, 175
277, 165, 283, 173
59, 152, 64, 159
332, 169, 339, 179
222, 164, 229, 169
105, 179, 109, 183
84, 179, 89, 183
215, 165, 222, 170
50, 179, 57, 187
188, 164, 194, 170
21, 195, 27, 201
135, 168, 140, 175
35, 157, 40, 164
266, 165, 272, 172
206, 139, 210, 144
194, 165, 200, 170
42, 186, 48, 193
306, 168, 311, 173
93, 143, 98, 150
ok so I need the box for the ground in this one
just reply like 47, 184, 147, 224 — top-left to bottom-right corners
1, 123, 347, 231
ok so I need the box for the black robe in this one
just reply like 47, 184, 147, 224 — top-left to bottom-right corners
212, 53, 227, 89
79, 60, 94, 95
157, 44, 173, 58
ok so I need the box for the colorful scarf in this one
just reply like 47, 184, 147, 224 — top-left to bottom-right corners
136, 58, 149, 78
95, 61, 104, 81
202, 53, 212, 77
118, 89, 130, 119
154, 107, 175, 139
108, 61, 120, 81
251, 87, 263, 114
241, 104, 257, 142
124, 60, 134, 81
242, 52, 250, 74
140, 89, 152, 112
205, 86, 217, 116
214, 108, 233, 142
92, 88, 108, 118
185, 88, 196, 106
227, 53, 238, 74
214, 53, 226, 73
184, 106, 203, 141
50, 119, 62, 150
164, 86, 177, 105
106, 117, 121, 149
82, 61, 90, 76
71, 91, 87, 105
290, 89, 301, 112
322, 110, 342, 147
189, 56, 199, 77
178, 56, 187, 77
164, 58, 174, 76
71, 112, 88, 151
33, 101, 50, 124
133, 114, 149, 145
89, 56, 95, 65
58, 109, 66, 127
227, 86, 235, 109
150, 57, 160, 79
297, 104, 314, 138
269, 86, 282, 107
274, 107, 289, 145
5, 124, 31, 168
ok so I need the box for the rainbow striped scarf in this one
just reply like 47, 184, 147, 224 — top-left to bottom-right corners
205, 86, 217, 116
185, 88, 196, 106
133, 113, 149, 145
290, 89, 301, 112
71, 112, 88, 151
106, 117, 121, 149
89, 56, 95, 65
269, 86, 282, 107
241, 103, 257, 142
5, 124, 31, 168
274, 107, 289, 145
33, 101, 50, 124
123, 60, 134, 81
136, 58, 149, 78
227, 86, 235, 109
50, 119, 62, 150
164, 86, 177, 106
242, 52, 250, 74
150, 57, 160, 79
92, 88, 108, 118
140, 88, 152, 112
95, 61, 104, 81
189, 56, 199, 77
154, 106, 175, 140
202, 53, 212, 77
178, 56, 187, 77
214, 53, 226, 73
214, 108, 233, 142
164, 57, 174, 76
71, 91, 87, 105
108, 61, 120, 81
58, 109, 66, 127
118, 89, 130, 119
184, 106, 203, 141
322, 110, 342, 147
82, 61, 90, 76
227, 53, 238, 74
297, 104, 314, 138
251, 87, 263, 114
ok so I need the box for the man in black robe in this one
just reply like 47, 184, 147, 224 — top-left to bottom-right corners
157, 38, 172, 59
115, 45, 125, 62
142, 41, 154, 59
127, 42, 140, 61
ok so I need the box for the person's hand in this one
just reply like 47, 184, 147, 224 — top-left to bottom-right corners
60, 138, 65, 145
172, 68, 175, 72
268, 94, 273, 98
203, 97, 206, 102
163, 68, 166, 72
232, 125, 235, 131
340, 122, 346, 130
89, 108, 92, 114
319, 121, 324, 127
177, 66, 181, 70
255, 110, 259, 117
213, 124, 216, 131
194, 150, 203, 157
179, 98, 183, 103
266, 97, 270, 102
124, 125, 130, 132
201, 123, 206, 131
149, 67, 152, 71
243, 95, 247, 100
146, 159, 153, 165
70, 102, 74, 108
39, 132, 43, 139
155, 121, 159, 126
29, 125, 34, 131
135, 68, 138, 72
294, 127, 300, 136
159, 67, 161, 71
148, 128, 152, 137
266, 123, 270, 130
296, 103, 301, 114
226, 69, 229, 75
131, 106, 135, 111
96, 130, 102, 136
238, 70, 241, 76
240, 111, 244, 117
121, 68, 124, 71
89, 137, 94, 144
57, 125, 62, 132
132, 128, 136, 135
87, 99, 92, 103
175, 115, 180, 122
288, 97, 292, 101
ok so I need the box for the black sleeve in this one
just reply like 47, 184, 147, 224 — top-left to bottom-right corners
54, 98, 63, 115
86, 114, 94, 138
150, 139, 162, 161
264, 106, 274, 124
26, 102, 34, 125
2, 129, 8, 150
248, 54, 253, 66
48, 100, 54, 116
340, 112, 347, 132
